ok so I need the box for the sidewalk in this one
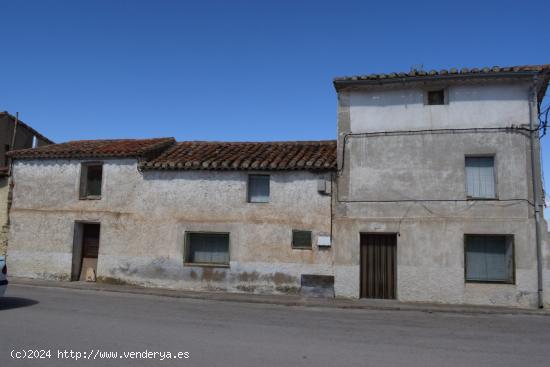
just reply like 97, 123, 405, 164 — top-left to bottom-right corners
8, 276, 550, 316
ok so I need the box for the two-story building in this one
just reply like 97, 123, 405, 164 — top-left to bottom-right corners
332, 65, 549, 308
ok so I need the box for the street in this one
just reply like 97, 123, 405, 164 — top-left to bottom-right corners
1, 285, 550, 367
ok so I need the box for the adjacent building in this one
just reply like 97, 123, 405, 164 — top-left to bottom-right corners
5, 64, 550, 308
332, 65, 550, 308
0, 112, 52, 255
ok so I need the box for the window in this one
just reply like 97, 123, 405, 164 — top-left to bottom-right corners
427, 89, 446, 105
292, 230, 312, 249
465, 156, 496, 199
465, 235, 514, 283
185, 232, 229, 266
248, 174, 270, 203
80, 163, 103, 199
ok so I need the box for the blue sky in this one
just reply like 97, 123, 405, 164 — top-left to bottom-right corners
1, 0, 549, 218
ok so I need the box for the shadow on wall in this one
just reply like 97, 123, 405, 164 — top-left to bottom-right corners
350, 83, 529, 108
0, 297, 39, 311
141, 169, 318, 184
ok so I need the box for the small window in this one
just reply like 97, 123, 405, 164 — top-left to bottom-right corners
465, 235, 514, 283
466, 156, 496, 199
427, 89, 445, 105
185, 232, 229, 266
80, 163, 103, 199
248, 174, 270, 203
292, 230, 312, 249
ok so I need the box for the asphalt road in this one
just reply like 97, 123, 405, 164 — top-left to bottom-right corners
1, 285, 550, 367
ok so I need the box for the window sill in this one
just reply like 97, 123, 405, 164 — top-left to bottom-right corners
184, 263, 230, 268
79, 196, 102, 200
291, 246, 313, 250
466, 197, 498, 201
465, 280, 515, 285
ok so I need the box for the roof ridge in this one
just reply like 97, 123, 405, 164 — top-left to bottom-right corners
60, 137, 174, 143
175, 140, 336, 144
334, 63, 550, 82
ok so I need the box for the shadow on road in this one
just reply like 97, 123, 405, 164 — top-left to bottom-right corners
0, 297, 39, 310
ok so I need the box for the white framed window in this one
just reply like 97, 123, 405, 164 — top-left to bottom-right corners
465, 156, 496, 199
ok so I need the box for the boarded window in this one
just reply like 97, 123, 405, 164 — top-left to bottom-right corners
186, 233, 229, 265
248, 174, 270, 203
466, 156, 496, 198
465, 235, 513, 283
427, 90, 445, 105
292, 230, 312, 249
80, 163, 103, 199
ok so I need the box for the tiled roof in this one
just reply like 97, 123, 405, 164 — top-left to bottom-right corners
141, 140, 337, 171
334, 64, 550, 84
7, 138, 176, 160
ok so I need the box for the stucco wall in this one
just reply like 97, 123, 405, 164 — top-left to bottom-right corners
7, 159, 333, 294
544, 227, 550, 308
335, 80, 545, 308
0, 176, 9, 256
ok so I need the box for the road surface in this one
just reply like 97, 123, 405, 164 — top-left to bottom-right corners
1, 285, 549, 366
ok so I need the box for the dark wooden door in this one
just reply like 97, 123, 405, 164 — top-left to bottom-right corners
82, 223, 100, 258
360, 233, 397, 299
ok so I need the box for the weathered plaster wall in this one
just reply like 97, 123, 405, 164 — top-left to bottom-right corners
335, 80, 544, 308
8, 159, 333, 294
543, 224, 550, 308
0, 176, 9, 256
348, 81, 530, 132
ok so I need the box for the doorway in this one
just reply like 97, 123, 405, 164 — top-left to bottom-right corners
360, 233, 397, 299
71, 222, 100, 281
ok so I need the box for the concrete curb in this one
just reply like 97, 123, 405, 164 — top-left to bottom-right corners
8, 277, 550, 316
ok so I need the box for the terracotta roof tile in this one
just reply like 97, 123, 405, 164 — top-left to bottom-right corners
7, 138, 175, 160
141, 140, 337, 171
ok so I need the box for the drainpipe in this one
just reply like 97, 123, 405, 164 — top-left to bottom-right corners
529, 78, 544, 309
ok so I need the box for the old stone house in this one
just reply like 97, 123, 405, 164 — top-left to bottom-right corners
0, 112, 52, 255
5, 64, 550, 308
7, 139, 336, 295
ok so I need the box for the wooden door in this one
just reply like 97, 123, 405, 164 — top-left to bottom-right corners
360, 233, 397, 299
82, 224, 100, 258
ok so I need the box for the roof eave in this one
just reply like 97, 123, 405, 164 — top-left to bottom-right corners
333, 71, 539, 91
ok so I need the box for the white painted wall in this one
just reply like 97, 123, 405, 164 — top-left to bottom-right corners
349, 82, 531, 132
8, 159, 333, 294
335, 80, 545, 308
